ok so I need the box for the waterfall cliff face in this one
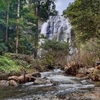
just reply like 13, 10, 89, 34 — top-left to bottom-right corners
40, 15, 73, 43
40, 15, 77, 55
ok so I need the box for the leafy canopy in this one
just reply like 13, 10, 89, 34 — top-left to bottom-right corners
63, 0, 100, 42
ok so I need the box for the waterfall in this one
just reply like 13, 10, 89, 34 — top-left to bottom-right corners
41, 22, 48, 37
40, 15, 77, 56
40, 15, 72, 42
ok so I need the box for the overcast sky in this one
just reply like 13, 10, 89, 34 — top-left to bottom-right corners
56, 0, 75, 15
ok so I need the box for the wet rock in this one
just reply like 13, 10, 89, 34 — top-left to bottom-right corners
78, 67, 87, 74
76, 65, 100, 82
33, 78, 47, 84
64, 61, 84, 76
89, 65, 100, 81
87, 68, 94, 74
9, 80, 19, 87
8, 74, 36, 84
50, 79, 59, 85
8, 75, 19, 82
76, 73, 84, 78
0, 80, 9, 87
31, 72, 41, 77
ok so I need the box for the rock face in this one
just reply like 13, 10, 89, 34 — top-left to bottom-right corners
41, 16, 73, 42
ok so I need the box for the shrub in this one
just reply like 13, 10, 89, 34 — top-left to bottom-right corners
40, 39, 70, 67
0, 56, 21, 74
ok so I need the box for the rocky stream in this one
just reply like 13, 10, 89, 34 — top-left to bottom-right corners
0, 69, 99, 100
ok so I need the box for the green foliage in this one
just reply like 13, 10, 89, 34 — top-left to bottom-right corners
0, 56, 21, 74
0, 53, 36, 74
0, 0, 58, 55
40, 53, 55, 67
41, 39, 69, 52
63, 0, 100, 42
0, 43, 8, 52
31, 0, 58, 21
40, 39, 70, 67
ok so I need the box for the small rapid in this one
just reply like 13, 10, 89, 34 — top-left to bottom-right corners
0, 69, 95, 100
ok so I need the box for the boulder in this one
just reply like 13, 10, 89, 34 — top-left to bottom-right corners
89, 65, 100, 81
86, 68, 94, 74
8, 76, 18, 82
78, 67, 87, 74
8, 74, 36, 84
9, 80, 19, 87
0, 80, 9, 87
76, 73, 84, 78
31, 72, 41, 77
64, 61, 84, 76
17, 74, 34, 83
33, 78, 47, 85
50, 79, 59, 85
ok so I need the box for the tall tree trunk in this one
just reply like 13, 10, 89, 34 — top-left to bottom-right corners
16, 0, 20, 54
34, 6, 38, 59
16, 26, 19, 54
5, 0, 10, 43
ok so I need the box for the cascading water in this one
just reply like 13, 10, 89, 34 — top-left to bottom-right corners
40, 15, 78, 60
41, 15, 72, 42
0, 69, 95, 100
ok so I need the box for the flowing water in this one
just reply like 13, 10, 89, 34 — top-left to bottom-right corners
0, 69, 95, 100
39, 15, 78, 60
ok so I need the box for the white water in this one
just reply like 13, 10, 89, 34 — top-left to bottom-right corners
40, 15, 78, 58
1, 69, 95, 100
40, 16, 72, 42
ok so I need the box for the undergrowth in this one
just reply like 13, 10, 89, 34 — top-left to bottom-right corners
0, 56, 22, 74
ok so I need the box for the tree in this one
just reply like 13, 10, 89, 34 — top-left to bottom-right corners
5, 0, 10, 43
63, 0, 100, 42
40, 39, 70, 67
31, 0, 58, 21
28, 0, 58, 58
0, 0, 58, 55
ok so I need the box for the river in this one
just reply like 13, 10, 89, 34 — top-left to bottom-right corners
0, 69, 95, 100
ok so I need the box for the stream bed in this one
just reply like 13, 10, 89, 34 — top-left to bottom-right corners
0, 69, 95, 100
